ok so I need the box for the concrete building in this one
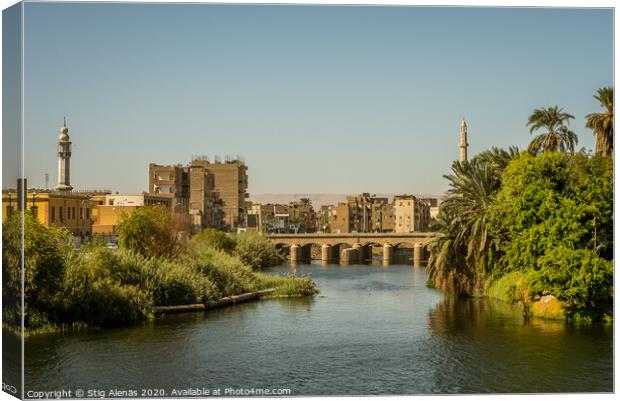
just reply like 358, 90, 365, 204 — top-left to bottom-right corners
2, 188, 93, 237
149, 157, 248, 231
148, 163, 190, 211
247, 202, 276, 232
419, 197, 442, 220
328, 203, 351, 234
188, 158, 223, 231
91, 193, 175, 235
288, 200, 316, 233
394, 195, 431, 233
326, 194, 392, 233
203, 157, 248, 231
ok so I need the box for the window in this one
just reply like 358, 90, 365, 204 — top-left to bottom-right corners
59, 207, 63, 222
86, 208, 90, 219
80, 208, 83, 219
51, 206, 55, 221
72, 207, 76, 219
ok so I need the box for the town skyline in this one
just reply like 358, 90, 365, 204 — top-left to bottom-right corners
4, 4, 612, 195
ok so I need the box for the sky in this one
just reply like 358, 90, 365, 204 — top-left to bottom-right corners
9, 3, 614, 195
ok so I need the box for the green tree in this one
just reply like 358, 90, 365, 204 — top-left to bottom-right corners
426, 152, 513, 295
234, 231, 285, 270
585, 87, 614, 157
2, 211, 71, 328
117, 205, 181, 259
527, 106, 578, 154
487, 152, 613, 308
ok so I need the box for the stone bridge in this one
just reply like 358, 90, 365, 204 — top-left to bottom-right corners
267, 233, 437, 266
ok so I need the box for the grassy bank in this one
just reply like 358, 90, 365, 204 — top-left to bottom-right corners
2, 209, 317, 333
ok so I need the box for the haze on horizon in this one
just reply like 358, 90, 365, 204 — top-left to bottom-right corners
6, 4, 613, 196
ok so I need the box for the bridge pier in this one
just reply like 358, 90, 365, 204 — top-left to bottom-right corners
352, 243, 363, 263
290, 244, 301, 263
321, 244, 333, 262
383, 243, 393, 266
341, 248, 359, 264
413, 243, 424, 267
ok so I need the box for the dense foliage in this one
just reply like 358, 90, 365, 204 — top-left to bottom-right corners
487, 153, 613, 309
192, 227, 236, 253
426, 89, 613, 319
117, 205, 182, 259
3, 208, 316, 331
234, 231, 285, 270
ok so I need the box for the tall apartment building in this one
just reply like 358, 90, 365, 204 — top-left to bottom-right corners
393, 195, 431, 233
149, 157, 248, 232
328, 203, 351, 233
202, 158, 248, 230
188, 158, 223, 230
288, 200, 316, 233
148, 163, 190, 211
327, 193, 393, 233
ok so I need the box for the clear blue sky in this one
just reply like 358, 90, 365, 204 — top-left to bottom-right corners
16, 3, 613, 195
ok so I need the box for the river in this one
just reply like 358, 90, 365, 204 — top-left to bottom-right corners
20, 262, 613, 395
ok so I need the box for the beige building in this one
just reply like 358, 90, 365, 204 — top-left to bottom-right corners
188, 158, 223, 230
328, 203, 351, 234
393, 195, 431, 233
203, 158, 248, 230
148, 163, 190, 211
2, 187, 93, 237
91, 193, 174, 235
247, 202, 276, 232
326, 193, 393, 233
149, 157, 248, 232
419, 197, 442, 219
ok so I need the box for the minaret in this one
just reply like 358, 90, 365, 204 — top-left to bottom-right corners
56, 117, 73, 192
459, 117, 468, 162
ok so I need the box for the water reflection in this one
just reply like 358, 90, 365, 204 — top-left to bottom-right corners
23, 264, 612, 395
427, 296, 613, 393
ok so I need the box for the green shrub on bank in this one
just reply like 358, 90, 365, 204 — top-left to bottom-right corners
190, 244, 258, 296
193, 228, 236, 253
117, 205, 182, 259
255, 273, 318, 297
2, 211, 317, 331
2, 211, 71, 329
234, 231, 285, 270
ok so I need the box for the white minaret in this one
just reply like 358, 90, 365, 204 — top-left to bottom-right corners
56, 117, 73, 192
459, 117, 468, 162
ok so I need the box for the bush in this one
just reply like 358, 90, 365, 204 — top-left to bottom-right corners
254, 273, 318, 297
190, 245, 258, 296
58, 248, 152, 327
487, 152, 613, 310
2, 211, 70, 329
117, 205, 181, 259
192, 228, 236, 253
234, 231, 284, 270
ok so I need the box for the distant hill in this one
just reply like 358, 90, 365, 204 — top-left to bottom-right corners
248, 193, 444, 208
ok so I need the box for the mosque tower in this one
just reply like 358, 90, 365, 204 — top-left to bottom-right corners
56, 117, 73, 192
459, 117, 468, 162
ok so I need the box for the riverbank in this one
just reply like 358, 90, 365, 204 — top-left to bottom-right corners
486, 272, 613, 323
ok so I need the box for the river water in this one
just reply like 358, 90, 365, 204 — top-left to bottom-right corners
22, 263, 612, 395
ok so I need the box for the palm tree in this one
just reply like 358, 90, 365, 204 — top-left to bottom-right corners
527, 106, 578, 154
425, 156, 510, 295
585, 87, 613, 157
